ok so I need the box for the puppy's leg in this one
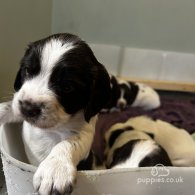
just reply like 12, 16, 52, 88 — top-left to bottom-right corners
33, 126, 95, 195
0, 101, 22, 125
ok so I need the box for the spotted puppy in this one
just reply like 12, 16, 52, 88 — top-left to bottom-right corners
104, 119, 172, 169
0, 33, 111, 195
124, 116, 195, 167
102, 75, 160, 112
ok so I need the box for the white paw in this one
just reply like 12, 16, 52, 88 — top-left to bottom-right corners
33, 157, 76, 195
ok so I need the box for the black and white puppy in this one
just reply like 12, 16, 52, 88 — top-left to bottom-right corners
102, 75, 160, 112
124, 116, 195, 167
104, 120, 172, 169
0, 33, 111, 195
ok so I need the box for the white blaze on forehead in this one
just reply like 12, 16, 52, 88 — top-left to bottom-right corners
118, 79, 130, 88
41, 38, 74, 73
17, 39, 75, 102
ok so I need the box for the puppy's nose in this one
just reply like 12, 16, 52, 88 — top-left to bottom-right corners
19, 100, 42, 118
117, 100, 126, 110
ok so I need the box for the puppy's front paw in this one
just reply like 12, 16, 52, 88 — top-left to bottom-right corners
33, 158, 76, 195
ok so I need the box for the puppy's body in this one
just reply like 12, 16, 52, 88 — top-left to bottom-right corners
0, 33, 111, 195
104, 123, 172, 168
131, 82, 160, 110
109, 116, 195, 167
22, 111, 96, 166
102, 75, 160, 112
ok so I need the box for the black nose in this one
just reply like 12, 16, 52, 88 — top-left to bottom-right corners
19, 100, 41, 118
117, 101, 126, 110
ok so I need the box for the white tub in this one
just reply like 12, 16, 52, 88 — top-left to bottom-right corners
1, 123, 195, 195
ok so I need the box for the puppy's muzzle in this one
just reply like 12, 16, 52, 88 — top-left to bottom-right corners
117, 100, 127, 110
19, 100, 42, 118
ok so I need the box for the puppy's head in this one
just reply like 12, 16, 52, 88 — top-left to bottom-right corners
115, 79, 139, 109
13, 33, 111, 128
110, 77, 138, 110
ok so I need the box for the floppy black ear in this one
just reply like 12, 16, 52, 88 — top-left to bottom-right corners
14, 67, 24, 91
84, 63, 111, 122
14, 44, 33, 91
110, 74, 118, 87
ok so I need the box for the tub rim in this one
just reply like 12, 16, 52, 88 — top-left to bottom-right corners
1, 122, 195, 177
0, 123, 37, 173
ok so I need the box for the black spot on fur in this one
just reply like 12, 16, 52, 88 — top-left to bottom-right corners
139, 145, 172, 167
52, 183, 73, 195
108, 126, 134, 148
14, 43, 42, 91
49, 63, 91, 115
127, 82, 139, 105
145, 132, 155, 139
109, 139, 139, 168
105, 75, 120, 109
77, 150, 94, 170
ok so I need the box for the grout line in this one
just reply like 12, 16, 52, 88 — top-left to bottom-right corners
117, 46, 125, 77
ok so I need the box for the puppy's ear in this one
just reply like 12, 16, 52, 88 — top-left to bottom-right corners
14, 44, 34, 91
84, 64, 111, 122
14, 45, 30, 91
14, 67, 24, 91
110, 75, 118, 88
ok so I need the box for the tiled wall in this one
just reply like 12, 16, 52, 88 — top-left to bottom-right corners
52, 0, 195, 54
0, 0, 52, 100
90, 43, 195, 83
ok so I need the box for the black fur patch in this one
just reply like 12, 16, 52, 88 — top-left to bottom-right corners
49, 62, 91, 115
48, 34, 111, 121
127, 82, 139, 105
139, 145, 172, 167
14, 43, 42, 91
109, 139, 139, 168
105, 75, 120, 109
77, 151, 94, 170
108, 126, 134, 148
52, 184, 73, 195
145, 132, 155, 139
104, 76, 139, 109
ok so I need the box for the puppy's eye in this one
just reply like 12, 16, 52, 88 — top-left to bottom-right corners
62, 83, 74, 93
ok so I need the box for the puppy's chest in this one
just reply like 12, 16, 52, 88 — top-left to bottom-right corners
22, 122, 76, 166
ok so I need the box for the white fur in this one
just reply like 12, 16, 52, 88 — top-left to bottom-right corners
105, 130, 153, 167
104, 123, 151, 156
115, 77, 161, 110
132, 83, 160, 110
112, 140, 159, 168
12, 88, 71, 129
33, 116, 97, 194
117, 89, 127, 108
0, 99, 97, 194
115, 78, 130, 109
41, 39, 73, 73
124, 116, 195, 166
12, 40, 74, 129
